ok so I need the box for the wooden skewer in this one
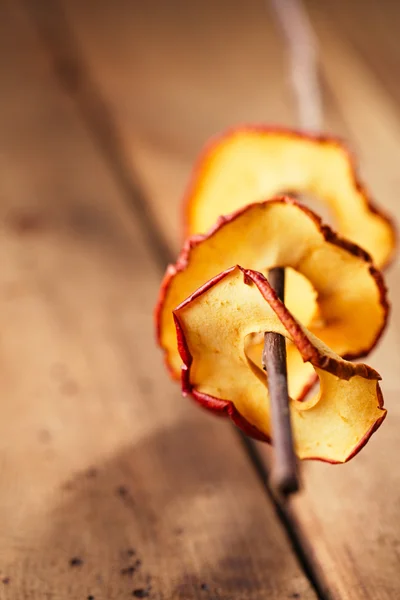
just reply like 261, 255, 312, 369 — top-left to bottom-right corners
262, 0, 319, 496
262, 267, 299, 496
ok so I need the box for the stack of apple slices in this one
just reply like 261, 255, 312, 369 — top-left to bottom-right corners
155, 128, 395, 465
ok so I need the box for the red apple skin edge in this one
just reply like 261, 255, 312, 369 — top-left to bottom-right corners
172, 265, 386, 464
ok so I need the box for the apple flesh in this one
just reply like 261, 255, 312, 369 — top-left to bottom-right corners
173, 266, 386, 463
183, 127, 395, 269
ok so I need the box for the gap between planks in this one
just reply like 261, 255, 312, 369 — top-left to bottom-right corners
20, 0, 333, 598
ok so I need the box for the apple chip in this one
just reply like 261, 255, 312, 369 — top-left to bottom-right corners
184, 127, 395, 268
173, 266, 386, 463
156, 198, 388, 403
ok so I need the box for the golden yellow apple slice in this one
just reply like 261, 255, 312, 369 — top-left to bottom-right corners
184, 127, 395, 268
173, 266, 386, 463
156, 198, 388, 403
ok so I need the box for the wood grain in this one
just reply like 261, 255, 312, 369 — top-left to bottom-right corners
0, 1, 317, 598
22, 0, 400, 598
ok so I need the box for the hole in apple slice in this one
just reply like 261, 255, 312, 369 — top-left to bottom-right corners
282, 191, 336, 228
244, 333, 317, 404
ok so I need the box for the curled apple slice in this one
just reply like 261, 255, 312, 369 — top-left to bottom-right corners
184, 127, 395, 268
173, 266, 386, 463
156, 198, 388, 403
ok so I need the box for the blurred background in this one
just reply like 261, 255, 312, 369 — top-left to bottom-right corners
6, 0, 398, 248
0, 0, 399, 598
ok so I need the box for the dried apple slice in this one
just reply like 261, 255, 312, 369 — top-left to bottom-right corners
156, 198, 388, 403
184, 127, 395, 268
173, 266, 386, 463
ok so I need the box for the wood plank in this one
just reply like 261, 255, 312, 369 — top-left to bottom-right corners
34, 0, 297, 252
288, 6, 400, 599
0, 1, 317, 598
34, 2, 400, 599
45, 0, 400, 598
305, 0, 400, 105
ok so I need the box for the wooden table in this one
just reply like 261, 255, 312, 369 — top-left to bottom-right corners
0, 1, 399, 598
